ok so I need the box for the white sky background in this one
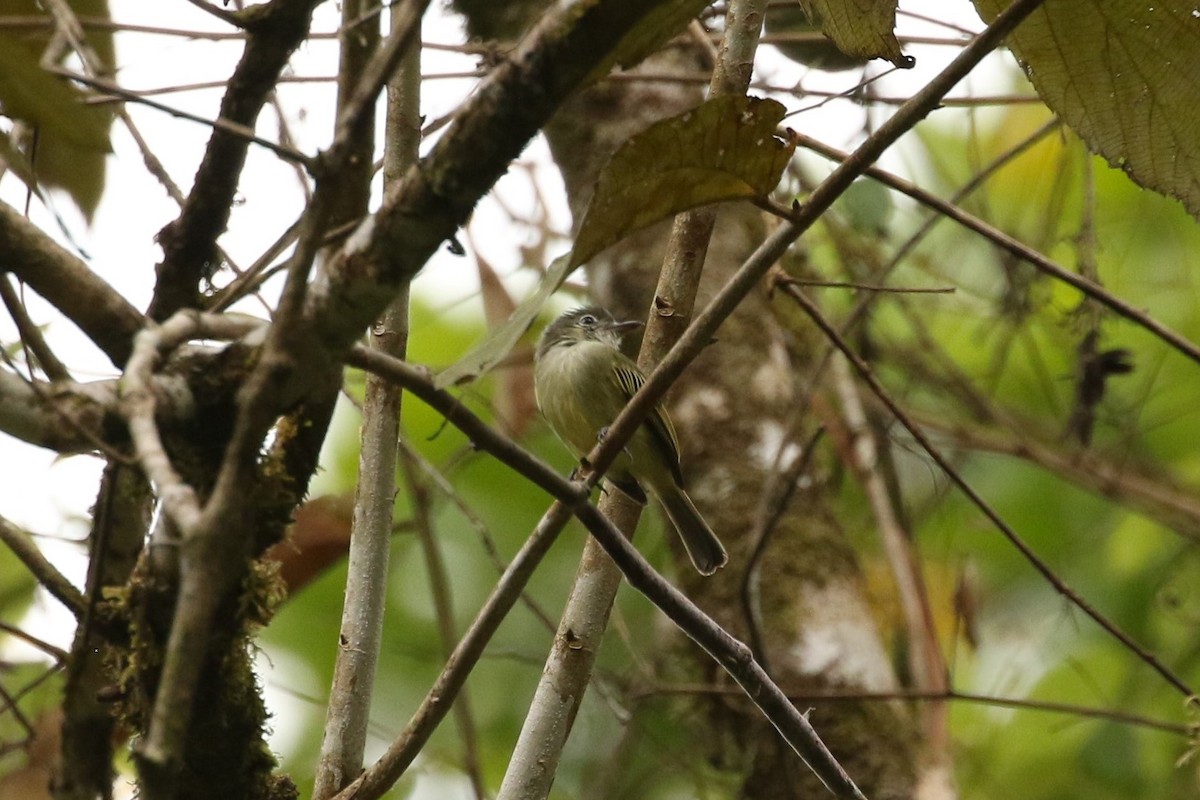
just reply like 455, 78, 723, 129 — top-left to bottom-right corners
0, 0, 1017, 788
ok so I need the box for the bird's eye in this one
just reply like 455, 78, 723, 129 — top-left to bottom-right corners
578, 314, 596, 326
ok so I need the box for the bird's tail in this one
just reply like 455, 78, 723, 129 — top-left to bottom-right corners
658, 486, 728, 575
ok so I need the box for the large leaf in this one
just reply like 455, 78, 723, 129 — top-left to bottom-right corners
974, 0, 1200, 218
0, 1, 115, 219
765, 5, 871, 72
436, 96, 795, 389
571, 94, 795, 269
797, 0, 910, 68
600, 0, 713, 73
0, 0, 115, 70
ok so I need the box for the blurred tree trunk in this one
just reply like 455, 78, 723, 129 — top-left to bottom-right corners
455, 5, 920, 796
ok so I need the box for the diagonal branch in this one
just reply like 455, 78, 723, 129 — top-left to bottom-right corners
908, 407, 1200, 546
0, 369, 120, 453
301, 0, 717, 358
0, 514, 86, 615
793, 133, 1200, 368
583, 0, 1051, 511
147, 0, 324, 321
500, 1, 768, 796
339, 346, 864, 800
0, 199, 144, 367
774, 278, 1195, 699
0, 275, 70, 381
312, 0, 407, 794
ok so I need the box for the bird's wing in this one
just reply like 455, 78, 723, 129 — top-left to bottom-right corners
611, 360, 686, 486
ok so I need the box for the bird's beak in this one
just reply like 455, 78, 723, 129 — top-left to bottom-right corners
609, 320, 644, 336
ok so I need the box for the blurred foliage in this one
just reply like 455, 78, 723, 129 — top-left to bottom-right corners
0, 0, 114, 220
973, 0, 1200, 218
797, 96, 1200, 798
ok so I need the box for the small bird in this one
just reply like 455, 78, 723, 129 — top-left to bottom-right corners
533, 306, 728, 575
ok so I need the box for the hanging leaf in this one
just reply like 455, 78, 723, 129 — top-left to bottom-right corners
571, 95, 795, 270
974, 0, 1200, 218
796, 0, 911, 68
765, 5, 872, 72
0, 1, 115, 220
436, 97, 796, 390
434, 253, 573, 389
599, 0, 713, 74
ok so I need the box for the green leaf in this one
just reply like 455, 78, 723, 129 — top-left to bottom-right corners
973, 0, 1200, 218
571, 95, 795, 269
600, 0, 713, 73
433, 254, 572, 389
0, 37, 110, 151
797, 0, 910, 68
0, 1, 115, 220
765, 5, 872, 72
0, 543, 37, 631
837, 177, 894, 234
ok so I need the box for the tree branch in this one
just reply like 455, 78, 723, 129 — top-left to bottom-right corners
0, 199, 144, 367
773, 278, 1196, 699
313, 0, 406, 793
500, 1, 768, 795
340, 345, 864, 799
0, 369, 120, 453
147, 0, 323, 321
792, 132, 1200, 370
0, 514, 86, 616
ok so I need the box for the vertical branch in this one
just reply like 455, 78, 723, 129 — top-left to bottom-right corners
58, 464, 152, 800
498, 2, 767, 797
397, 440, 486, 799
311, 1, 390, 795
828, 355, 950, 754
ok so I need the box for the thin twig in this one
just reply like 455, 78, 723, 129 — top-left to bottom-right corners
907, 407, 1200, 546
0, 276, 70, 381
791, 133, 1200, 369
608, 70, 1041, 107
399, 441, 487, 800
740, 425, 824, 669
51, 67, 312, 166
183, 0, 246, 28
634, 684, 1194, 737
0, 515, 86, 616
395, 437, 559, 632
313, 1, 420, 792
829, 353, 949, 749
778, 275, 955, 294
774, 279, 1196, 699
0, 679, 37, 739
0, 621, 69, 662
